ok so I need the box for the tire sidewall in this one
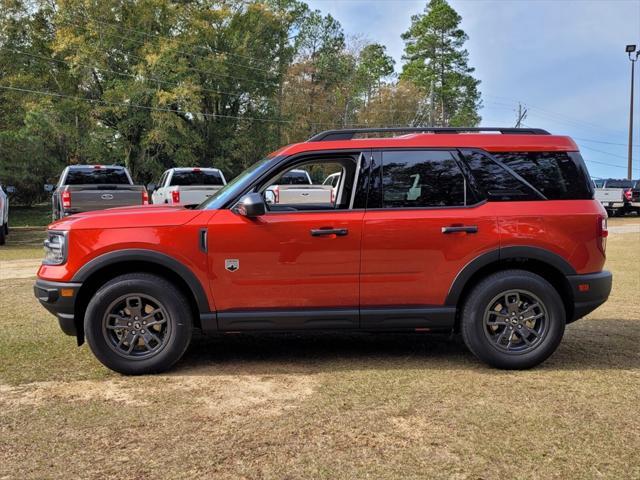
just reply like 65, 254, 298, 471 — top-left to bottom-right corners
85, 274, 192, 375
462, 271, 565, 369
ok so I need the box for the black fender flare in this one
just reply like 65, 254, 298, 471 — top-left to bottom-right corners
72, 249, 210, 313
445, 246, 576, 306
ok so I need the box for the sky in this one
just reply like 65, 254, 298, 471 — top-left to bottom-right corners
306, 0, 640, 179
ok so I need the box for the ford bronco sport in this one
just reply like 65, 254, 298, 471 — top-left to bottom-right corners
34, 127, 612, 374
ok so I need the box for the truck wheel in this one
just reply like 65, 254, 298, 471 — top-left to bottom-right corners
460, 270, 565, 370
84, 273, 193, 375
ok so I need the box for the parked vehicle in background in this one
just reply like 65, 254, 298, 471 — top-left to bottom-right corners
149, 168, 226, 205
0, 184, 15, 245
593, 179, 634, 216
35, 127, 612, 375
46, 165, 148, 220
630, 179, 640, 214
265, 168, 334, 206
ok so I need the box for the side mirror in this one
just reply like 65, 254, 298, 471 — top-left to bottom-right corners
5, 186, 16, 194
44, 184, 55, 192
232, 193, 266, 218
147, 183, 156, 194
264, 189, 275, 205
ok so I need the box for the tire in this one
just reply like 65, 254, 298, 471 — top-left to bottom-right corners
84, 273, 193, 375
0, 224, 5, 245
461, 269, 565, 370
4, 221, 8, 235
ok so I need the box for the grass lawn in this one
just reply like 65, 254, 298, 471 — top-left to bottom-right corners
9, 204, 51, 228
0, 220, 638, 479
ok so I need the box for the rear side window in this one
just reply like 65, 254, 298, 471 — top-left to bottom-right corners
65, 168, 130, 185
492, 151, 593, 200
460, 150, 538, 201
379, 150, 471, 208
170, 170, 225, 186
605, 179, 633, 188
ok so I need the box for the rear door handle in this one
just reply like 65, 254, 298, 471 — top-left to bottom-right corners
310, 228, 349, 237
441, 225, 478, 234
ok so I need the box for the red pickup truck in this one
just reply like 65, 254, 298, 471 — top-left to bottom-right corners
34, 127, 612, 374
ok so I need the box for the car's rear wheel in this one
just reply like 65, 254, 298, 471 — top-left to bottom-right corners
461, 269, 565, 369
85, 273, 193, 375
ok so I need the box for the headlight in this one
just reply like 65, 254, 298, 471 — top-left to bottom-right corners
43, 231, 68, 265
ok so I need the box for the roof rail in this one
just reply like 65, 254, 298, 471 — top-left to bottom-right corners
308, 127, 551, 142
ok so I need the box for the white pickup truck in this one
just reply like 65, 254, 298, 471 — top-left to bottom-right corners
593, 178, 633, 216
265, 169, 334, 206
150, 168, 227, 205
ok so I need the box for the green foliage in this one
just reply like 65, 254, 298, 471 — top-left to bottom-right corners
0, 0, 483, 200
401, 0, 481, 126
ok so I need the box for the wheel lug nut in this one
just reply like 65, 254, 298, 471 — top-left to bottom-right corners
134, 316, 139, 320
141, 329, 145, 333
128, 322, 132, 326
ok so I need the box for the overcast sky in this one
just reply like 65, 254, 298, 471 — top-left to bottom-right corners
306, 0, 640, 179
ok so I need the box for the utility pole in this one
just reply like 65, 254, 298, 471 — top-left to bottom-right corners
515, 102, 527, 128
626, 45, 639, 180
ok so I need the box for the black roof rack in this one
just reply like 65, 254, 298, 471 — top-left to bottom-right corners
308, 127, 551, 142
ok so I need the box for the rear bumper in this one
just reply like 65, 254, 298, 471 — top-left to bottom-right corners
566, 271, 612, 322
34, 279, 82, 336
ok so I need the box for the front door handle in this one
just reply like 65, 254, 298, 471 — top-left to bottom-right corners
441, 225, 478, 234
310, 228, 349, 237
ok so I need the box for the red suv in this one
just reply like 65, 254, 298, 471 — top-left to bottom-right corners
34, 127, 612, 374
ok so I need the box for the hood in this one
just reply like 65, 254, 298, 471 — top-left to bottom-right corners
49, 204, 208, 230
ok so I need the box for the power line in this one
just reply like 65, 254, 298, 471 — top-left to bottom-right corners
484, 94, 626, 135
573, 137, 639, 148
4, 47, 423, 118
0, 84, 301, 124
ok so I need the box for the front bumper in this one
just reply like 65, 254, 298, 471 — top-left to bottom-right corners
566, 270, 612, 322
34, 279, 82, 337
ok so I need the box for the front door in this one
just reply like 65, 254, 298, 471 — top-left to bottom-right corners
360, 149, 499, 329
208, 153, 367, 331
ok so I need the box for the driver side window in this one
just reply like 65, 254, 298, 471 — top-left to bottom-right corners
261, 157, 357, 211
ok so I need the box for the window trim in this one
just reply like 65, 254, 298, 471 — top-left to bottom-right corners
227, 150, 370, 214
369, 148, 487, 211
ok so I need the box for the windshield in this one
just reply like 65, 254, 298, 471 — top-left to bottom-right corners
197, 158, 274, 209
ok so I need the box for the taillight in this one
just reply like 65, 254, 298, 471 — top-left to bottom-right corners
623, 189, 632, 201
62, 188, 71, 209
597, 216, 608, 256
171, 190, 180, 204
142, 189, 149, 205
273, 185, 279, 203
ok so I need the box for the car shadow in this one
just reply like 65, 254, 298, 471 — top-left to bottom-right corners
172, 318, 640, 376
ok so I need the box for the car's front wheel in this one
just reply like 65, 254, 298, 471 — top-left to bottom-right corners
461, 269, 565, 369
84, 273, 193, 375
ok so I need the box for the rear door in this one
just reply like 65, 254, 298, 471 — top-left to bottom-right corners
360, 149, 499, 329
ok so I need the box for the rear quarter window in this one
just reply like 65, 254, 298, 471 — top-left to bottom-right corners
492, 151, 593, 200
65, 168, 130, 185
460, 150, 538, 201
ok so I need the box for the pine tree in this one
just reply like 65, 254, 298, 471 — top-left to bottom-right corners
400, 0, 481, 126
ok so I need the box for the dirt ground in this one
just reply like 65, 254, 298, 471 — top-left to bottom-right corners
0, 220, 639, 479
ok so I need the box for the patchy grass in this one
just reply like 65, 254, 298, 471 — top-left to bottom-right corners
0, 228, 46, 261
0, 222, 639, 479
9, 204, 51, 227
